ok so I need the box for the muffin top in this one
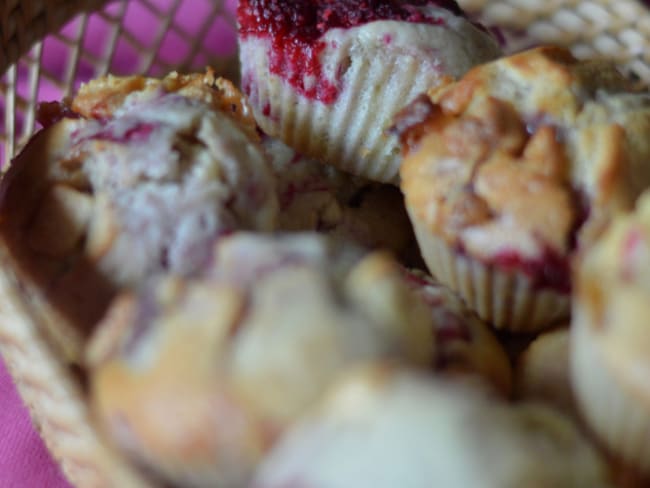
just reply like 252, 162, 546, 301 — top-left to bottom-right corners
8, 70, 277, 282
255, 364, 608, 488
68, 70, 257, 134
401, 268, 512, 395
86, 233, 434, 487
398, 46, 650, 293
575, 190, 650, 399
0, 70, 278, 360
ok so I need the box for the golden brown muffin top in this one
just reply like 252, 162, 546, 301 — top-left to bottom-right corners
70, 68, 258, 139
397, 46, 650, 266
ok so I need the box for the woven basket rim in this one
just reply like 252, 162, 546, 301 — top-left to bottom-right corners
0, 0, 110, 78
1, 1, 650, 487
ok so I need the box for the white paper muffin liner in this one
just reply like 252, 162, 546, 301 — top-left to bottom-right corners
239, 14, 500, 185
241, 39, 444, 183
410, 218, 570, 332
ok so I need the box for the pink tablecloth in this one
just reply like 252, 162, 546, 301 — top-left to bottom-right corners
0, 355, 71, 488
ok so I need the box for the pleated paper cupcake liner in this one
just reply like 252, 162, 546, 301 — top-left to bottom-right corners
411, 219, 570, 332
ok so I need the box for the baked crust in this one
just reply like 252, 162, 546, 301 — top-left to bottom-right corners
86, 233, 435, 487
0, 71, 278, 363
398, 46, 650, 295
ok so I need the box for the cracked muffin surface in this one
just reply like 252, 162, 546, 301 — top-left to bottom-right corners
0, 70, 278, 362
86, 232, 435, 488
397, 46, 650, 331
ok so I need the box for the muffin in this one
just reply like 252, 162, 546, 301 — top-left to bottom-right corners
0, 70, 278, 362
571, 190, 650, 475
401, 268, 512, 395
263, 136, 420, 264
254, 364, 609, 488
397, 46, 650, 331
86, 233, 434, 487
238, 0, 501, 183
515, 327, 578, 418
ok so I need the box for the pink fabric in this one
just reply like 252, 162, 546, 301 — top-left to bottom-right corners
0, 355, 71, 487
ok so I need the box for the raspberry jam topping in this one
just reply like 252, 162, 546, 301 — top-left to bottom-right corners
238, 0, 463, 39
238, 0, 465, 103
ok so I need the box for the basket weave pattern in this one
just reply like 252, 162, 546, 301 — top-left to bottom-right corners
0, 1, 649, 487
0, 256, 150, 487
0, 0, 238, 165
461, 0, 650, 81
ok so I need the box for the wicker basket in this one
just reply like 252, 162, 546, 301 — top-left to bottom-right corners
1, 1, 650, 487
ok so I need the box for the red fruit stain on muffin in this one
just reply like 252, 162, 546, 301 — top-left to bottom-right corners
400, 269, 472, 344
434, 308, 472, 343
36, 101, 81, 128
94, 123, 157, 143
490, 247, 571, 294
238, 0, 462, 103
620, 227, 646, 282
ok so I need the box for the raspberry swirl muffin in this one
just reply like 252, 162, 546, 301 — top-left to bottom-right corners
571, 191, 650, 475
86, 233, 434, 487
0, 70, 278, 362
238, 0, 501, 183
401, 268, 512, 395
397, 46, 650, 331
254, 364, 609, 488
263, 136, 420, 264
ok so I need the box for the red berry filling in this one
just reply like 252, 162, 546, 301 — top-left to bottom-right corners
36, 101, 80, 128
88, 122, 157, 144
489, 248, 572, 295
238, 0, 464, 103
461, 186, 589, 295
